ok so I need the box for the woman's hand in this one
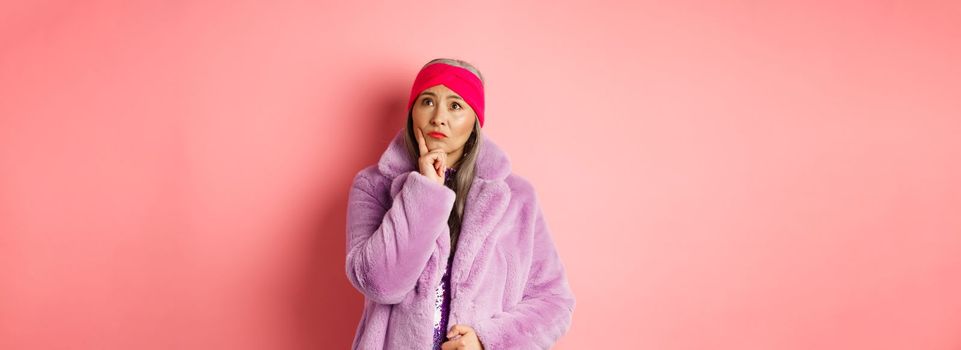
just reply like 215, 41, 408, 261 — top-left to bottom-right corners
442, 324, 485, 350
415, 126, 447, 186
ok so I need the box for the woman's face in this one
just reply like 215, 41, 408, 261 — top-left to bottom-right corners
411, 84, 477, 167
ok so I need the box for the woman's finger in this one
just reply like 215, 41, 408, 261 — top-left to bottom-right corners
447, 324, 471, 339
440, 158, 447, 179
440, 340, 459, 350
435, 151, 446, 174
415, 127, 430, 155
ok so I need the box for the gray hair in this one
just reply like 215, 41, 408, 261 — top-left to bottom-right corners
423, 58, 485, 85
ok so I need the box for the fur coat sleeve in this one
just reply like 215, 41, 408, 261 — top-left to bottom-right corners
345, 170, 456, 305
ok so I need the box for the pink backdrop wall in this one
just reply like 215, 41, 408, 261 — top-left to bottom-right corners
2, 0, 960, 349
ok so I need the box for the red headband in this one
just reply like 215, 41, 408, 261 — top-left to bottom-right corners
406, 62, 485, 127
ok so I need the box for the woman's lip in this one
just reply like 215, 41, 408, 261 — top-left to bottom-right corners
428, 132, 447, 139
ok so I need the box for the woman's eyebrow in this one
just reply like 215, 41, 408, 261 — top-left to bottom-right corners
420, 91, 462, 100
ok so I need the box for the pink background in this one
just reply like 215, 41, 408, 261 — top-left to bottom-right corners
2, 0, 960, 349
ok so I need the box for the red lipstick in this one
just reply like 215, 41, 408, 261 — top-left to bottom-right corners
428, 131, 447, 139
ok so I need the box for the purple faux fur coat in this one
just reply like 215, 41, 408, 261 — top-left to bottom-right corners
345, 129, 576, 349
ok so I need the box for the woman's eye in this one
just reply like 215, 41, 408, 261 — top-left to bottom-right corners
422, 98, 433, 106
452, 102, 461, 110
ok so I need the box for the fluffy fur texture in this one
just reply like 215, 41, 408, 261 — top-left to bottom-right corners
345, 129, 576, 349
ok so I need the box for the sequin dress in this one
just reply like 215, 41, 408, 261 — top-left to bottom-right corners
431, 166, 458, 349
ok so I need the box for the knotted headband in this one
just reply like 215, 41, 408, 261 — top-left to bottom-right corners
406, 62, 486, 128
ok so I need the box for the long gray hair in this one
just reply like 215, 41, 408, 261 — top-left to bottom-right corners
403, 58, 485, 253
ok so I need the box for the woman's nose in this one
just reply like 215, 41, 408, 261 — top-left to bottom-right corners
430, 110, 448, 125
